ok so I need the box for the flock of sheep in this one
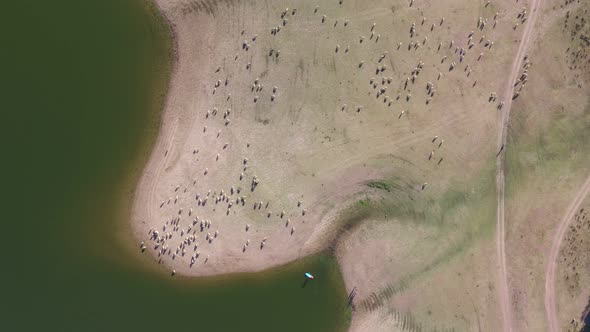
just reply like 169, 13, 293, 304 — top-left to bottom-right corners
141, 0, 531, 276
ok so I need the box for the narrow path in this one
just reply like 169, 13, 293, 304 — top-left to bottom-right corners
545, 175, 590, 332
495, 0, 543, 331
146, 119, 179, 222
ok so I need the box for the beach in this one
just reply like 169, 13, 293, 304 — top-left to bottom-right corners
134, 0, 504, 275
133, 0, 403, 277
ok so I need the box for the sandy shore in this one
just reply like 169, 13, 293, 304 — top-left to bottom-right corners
131, 0, 590, 330
134, 0, 501, 274
133, 0, 392, 277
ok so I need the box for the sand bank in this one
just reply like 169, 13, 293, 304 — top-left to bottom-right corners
132, 0, 391, 277
134, 0, 500, 273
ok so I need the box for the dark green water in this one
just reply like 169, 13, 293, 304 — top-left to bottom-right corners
1, 1, 349, 331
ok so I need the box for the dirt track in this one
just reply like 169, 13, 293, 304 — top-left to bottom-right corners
495, 0, 543, 331
544, 175, 590, 332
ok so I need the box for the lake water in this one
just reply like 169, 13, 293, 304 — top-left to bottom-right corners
1, 0, 349, 331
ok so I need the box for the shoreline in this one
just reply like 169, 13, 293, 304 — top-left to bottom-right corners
113, 0, 177, 274
129, 0, 377, 279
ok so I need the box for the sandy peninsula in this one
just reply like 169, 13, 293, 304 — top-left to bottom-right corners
133, 0, 590, 331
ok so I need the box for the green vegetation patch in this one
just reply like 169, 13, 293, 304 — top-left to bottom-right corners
367, 181, 393, 192
357, 164, 495, 231
335, 161, 498, 315
506, 99, 590, 196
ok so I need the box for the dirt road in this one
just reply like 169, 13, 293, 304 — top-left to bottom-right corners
544, 175, 590, 332
495, 0, 543, 331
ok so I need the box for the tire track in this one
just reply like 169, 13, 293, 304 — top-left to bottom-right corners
495, 0, 543, 331
146, 119, 179, 222
544, 174, 590, 332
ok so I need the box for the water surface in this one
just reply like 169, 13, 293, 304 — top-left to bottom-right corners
1, 1, 349, 331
